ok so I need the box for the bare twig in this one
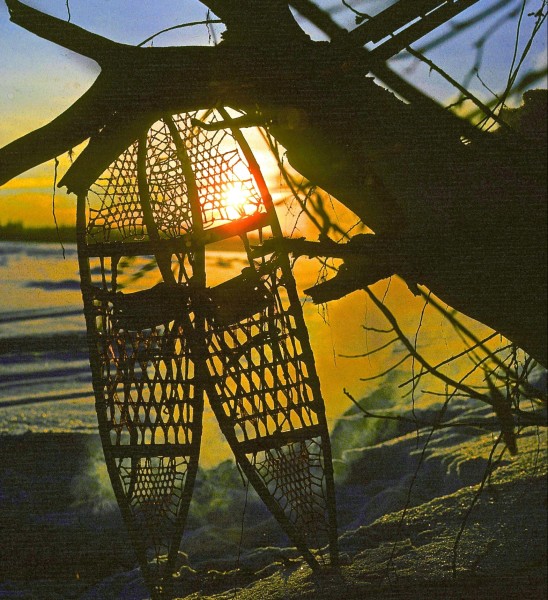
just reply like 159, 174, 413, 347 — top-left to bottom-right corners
137, 19, 222, 47
416, 288, 526, 380
399, 333, 498, 388
339, 337, 399, 358
342, 389, 516, 431
404, 46, 511, 130
365, 288, 493, 405
359, 354, 411, 382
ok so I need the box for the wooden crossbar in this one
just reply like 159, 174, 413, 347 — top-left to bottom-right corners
371, 0, 481, 59
349, 0, 479, 49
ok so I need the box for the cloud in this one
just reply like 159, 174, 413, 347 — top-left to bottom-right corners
24, 279, 81, 291
0, 176, 53, 191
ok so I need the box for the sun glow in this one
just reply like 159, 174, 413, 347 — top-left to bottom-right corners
224, 183, 256, 219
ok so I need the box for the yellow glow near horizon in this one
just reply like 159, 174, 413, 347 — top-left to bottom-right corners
0, 190, 75, 227
0, 150, 86, 228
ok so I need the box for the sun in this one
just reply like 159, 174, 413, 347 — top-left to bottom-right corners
224, 183, 255, 219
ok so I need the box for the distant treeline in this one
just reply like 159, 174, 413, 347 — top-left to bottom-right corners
0, 221, 76, 243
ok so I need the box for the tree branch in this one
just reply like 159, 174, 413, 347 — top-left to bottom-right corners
200, 0, 311, 45
343, 388, 547, 429
0, 75, 111, 186
364, 287, 494, 406
6, 0, 128, 64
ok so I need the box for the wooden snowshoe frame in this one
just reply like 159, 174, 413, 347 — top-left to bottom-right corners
77, 108, 338, 596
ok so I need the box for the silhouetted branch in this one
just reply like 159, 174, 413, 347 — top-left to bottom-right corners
412, 0, 514, 55
404, 46, 511, 130
359, 354, 411, 382
0, 77, 111, 187
289, 0, 487, 142
339, 337, 399, 358
6, 0, 127, 63
343, 388, 545, 429
417, 289, 539, 379
365, 288, 493, 405
137, 19, 222, 47
399, 333, 498, 387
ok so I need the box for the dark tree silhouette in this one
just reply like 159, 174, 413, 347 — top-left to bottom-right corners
0, 0, 546, 366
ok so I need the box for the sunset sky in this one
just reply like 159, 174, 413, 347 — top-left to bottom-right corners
0, 0, 546, 227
